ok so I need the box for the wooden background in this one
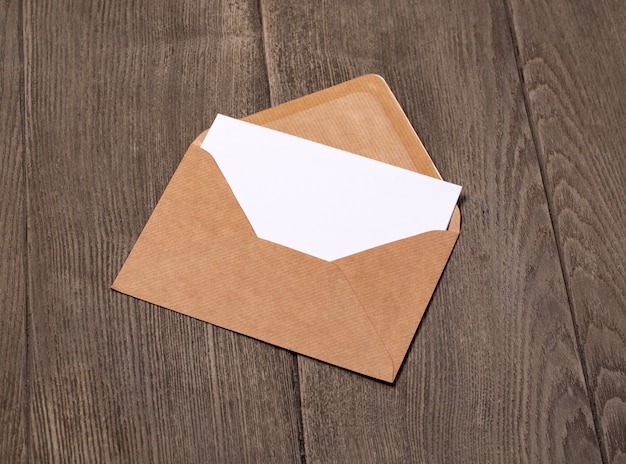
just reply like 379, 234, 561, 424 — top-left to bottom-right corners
1, 0, 624, 462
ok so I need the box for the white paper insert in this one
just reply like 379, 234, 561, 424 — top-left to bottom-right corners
201, 114, 461, 261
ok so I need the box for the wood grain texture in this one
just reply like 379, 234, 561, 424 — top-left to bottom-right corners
259, 0, 602, 462
508, 1, 626, 462
23, 1, 301, 462
4, 0, 623, 461
0, 0, 26, 462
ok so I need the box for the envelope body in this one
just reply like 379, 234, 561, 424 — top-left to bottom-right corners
113, 75, 460, 382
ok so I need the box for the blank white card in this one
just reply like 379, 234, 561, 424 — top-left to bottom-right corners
201, 114, 461, 261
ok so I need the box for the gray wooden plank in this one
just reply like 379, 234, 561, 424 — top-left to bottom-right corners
0, 0, 26, 462
23, 1, 301, 462
508, 0, 626, 462
259, 0, 602, 462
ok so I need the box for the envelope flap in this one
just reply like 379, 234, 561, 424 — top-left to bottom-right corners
243, 74, 443, 180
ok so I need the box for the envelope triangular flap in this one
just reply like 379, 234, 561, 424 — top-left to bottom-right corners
242, 74, 443, 179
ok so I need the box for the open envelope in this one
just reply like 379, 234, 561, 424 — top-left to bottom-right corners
113, 74, 461, 382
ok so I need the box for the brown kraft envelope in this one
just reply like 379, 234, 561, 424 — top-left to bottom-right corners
113, 74, 461, 382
